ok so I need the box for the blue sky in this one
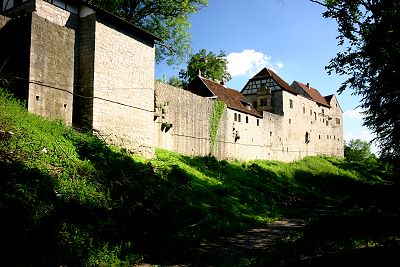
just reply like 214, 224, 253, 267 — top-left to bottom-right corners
155, 0, 378, 153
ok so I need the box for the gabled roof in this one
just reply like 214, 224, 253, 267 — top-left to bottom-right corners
292, 81, 331, 107
325, 94, 343, 112
249, 68, 297, 94
198, 76, 262, 118
324, 94, 334, 104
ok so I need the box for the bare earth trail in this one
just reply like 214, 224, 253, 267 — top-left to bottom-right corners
136, 207, 338, 267
189, 218, 306, 266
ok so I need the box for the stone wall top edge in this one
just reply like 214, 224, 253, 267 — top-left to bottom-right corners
155, 81, 214, 104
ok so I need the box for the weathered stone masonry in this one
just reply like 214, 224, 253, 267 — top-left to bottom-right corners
1, 0, 158, 157
29, 12, 76, 124
92, 18, 155, 156
154, 82, 218, 157
154, 72, 344, 162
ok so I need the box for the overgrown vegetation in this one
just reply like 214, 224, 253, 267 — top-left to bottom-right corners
0, 88, 396, 266
209, 100, 225, 155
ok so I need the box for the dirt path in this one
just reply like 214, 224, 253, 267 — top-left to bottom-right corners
136, 207, 338, 267
190, 218, 306, 266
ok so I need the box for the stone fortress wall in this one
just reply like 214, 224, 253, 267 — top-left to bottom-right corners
1, 0, 343, 162
1, 0, 156, 157
91, 15, 155, 156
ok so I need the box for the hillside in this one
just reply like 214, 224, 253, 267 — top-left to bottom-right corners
0, 88, 398, 266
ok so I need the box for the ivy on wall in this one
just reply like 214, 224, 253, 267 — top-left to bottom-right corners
210, 100, 225, 155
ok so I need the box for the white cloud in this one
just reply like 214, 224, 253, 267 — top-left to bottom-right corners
226, 49, 282, 78
343, 107, 365, 119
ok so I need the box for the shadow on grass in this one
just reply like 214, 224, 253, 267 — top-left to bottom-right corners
1, 133, 396, 266
239, 182, 400, 267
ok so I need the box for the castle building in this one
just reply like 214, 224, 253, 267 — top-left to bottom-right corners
1, 0, 344, 162
241, 68, 344, 159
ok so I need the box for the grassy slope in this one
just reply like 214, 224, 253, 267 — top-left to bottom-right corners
0, 89, 394, 266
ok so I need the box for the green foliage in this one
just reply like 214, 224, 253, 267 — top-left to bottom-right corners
316, 0, 400, 165
167, 75, 184, 88
88, 0, 208, 65
209, 100, 225, 155
345, 138, 376, 164
0, 88, 394, 265
179, 49, 232, 84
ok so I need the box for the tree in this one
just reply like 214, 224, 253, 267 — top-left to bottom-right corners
87, 0, 208, 65
310, 0, 400, 166
157, 75, 184, 88
344, 138, 376, 163
166, 76, 184, 88
179, 49, 232, 85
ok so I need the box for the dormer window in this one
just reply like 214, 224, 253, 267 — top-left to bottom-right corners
240, 99, 251, 110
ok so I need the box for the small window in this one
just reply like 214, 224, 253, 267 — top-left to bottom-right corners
319, 135, 321, 139
257, 119, 259, 126
322, 109, 324, 114
314, 112, 317, 121
63, 104, 67, 109
36, 96, 40, 101
326, 120, 329, 126
289, 119, 291, 124
261, 98, 268, 106
305, 132, 310, 144
289, 99, 293, 109
303, 107, 305, 114
238, 114, 241, 122
336, 118, 341, 125
246, 116, 249, 123
327, 135, 329, 139
310, 110, 312, 116
270, 131, 272, 136
234, 113, 237, 122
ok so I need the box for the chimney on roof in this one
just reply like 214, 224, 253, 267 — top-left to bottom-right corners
306, 82, 310, 89
220, 79, 226, 87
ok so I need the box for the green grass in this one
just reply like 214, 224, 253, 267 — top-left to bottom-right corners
0, 88, 394, 266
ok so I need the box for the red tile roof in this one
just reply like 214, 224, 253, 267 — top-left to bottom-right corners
292, 81, 331, 107
251, 68, 297, 94
199, 77, 262, 117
